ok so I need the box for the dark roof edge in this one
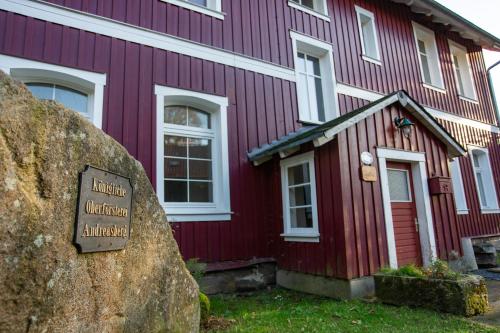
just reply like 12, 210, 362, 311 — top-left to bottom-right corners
390, 0, 500, 50
248, 90, 466, 165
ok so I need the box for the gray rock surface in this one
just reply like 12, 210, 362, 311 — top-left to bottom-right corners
0, 72, 199, 332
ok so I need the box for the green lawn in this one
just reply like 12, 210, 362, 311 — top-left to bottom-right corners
207, 288, 499, 333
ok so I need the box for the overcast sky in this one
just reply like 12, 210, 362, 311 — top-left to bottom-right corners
435, 0, 500, 112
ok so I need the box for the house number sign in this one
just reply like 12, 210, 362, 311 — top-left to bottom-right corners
74, 165, 133, 253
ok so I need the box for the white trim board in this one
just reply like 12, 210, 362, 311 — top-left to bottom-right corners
377, 148, 437, 268
336, 83, 500, 134
1, 0, 295, 82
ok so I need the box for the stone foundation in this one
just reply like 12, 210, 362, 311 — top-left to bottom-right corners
200, 260, 276, 295
276, 270, 375, 299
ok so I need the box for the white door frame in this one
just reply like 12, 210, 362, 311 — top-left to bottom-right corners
377, 148, 437, 268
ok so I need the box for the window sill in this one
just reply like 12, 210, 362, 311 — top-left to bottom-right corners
458, 95, 479, 105
160, 0, 225, 20
287, 1, 330, 22
281, 233, 320, 243
362, 55, 382, 66
456, 209, 469, 215
422, 83, 447, 94
162, 206, 233, 222
299, 119, 325, 126
480, 208, 500, 215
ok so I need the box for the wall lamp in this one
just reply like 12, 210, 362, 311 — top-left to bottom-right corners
394, 116, 414, 139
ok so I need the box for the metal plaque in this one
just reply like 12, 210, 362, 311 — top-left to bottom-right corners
74, 165, 133, 253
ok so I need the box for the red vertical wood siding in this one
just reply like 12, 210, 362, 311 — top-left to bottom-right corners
42, 0, 497, 124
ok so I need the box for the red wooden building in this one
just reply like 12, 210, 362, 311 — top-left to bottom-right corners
2, 0, 499, 297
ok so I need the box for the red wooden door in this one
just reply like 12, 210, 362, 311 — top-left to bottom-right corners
386, 162, 422, 267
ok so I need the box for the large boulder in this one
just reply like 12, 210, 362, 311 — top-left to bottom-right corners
0, 72, 199, 332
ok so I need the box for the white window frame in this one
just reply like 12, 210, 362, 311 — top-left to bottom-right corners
287, 0, 330, 22
469, 146, 499, 214
448, 40, 478, 103
0, 54, 106, 129
449, 158, 468, 215
290, 31, 338, 124
160, 0, 224, 20
355, 5, 382, 65
280, 151, 320, 243
155, 85, 231, 222
412, 22, 445, 93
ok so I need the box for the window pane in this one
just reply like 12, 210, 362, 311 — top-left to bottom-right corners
26, 83, 53, 100
54, 85, 88, 114
297, 53, 306, 72
288, 163, 310, 185
306, 56, 321, 76
420, 54, 432, 84
164, 158, 187, 179
307, 75, 319, 121
314, 77, 326, 122
290, 207, 313, 228
417, 40, 427, 55
165, 135, 188, 157
289, 185, 311, 207
472, 151, 481, 168
301, 0, 314, 10
188, 108, 210, 129
476, 172, 487, 207
189, 160, 212, 180
187, 0, 207, 6
361, 15, 377, 59
165, 106, 187, 126
189, 181, 213, 202
165, 180, 188, 202
453, 55, 465, 95
388, 169, 411, 202
189, 138, 211, 159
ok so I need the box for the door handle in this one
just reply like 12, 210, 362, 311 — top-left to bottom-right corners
415, 218, 419, 233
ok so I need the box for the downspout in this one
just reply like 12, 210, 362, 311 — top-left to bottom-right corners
487, 59, 500, 126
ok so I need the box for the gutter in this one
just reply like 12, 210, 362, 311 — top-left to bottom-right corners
487, 60, 500, 126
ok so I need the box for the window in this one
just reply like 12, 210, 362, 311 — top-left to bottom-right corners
25, 83, 89, 118
288, 0, 329, 21
355, 6, 381, 64
161, 0, 223, 20
449, 158, 468, 214
0, 54, 106, 128
155, 85, 230, 222
387, 169, 411, 202
469, 147, 499, 213
412, 22, 445, 92
291, 31, 338, 124
449, 41, 477, 101
280, 151, 319, 242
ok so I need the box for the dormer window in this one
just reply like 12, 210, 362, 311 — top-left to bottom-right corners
355, 6, 381, 65
412, 22, 445, 93
449, 41, 477, 102
290, 32, 338, 124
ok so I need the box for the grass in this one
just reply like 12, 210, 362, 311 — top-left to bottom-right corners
207, 288, 499, 333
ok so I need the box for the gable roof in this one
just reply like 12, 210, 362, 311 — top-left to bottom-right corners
247, 91, 466, 165
390, 0, 500, 50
